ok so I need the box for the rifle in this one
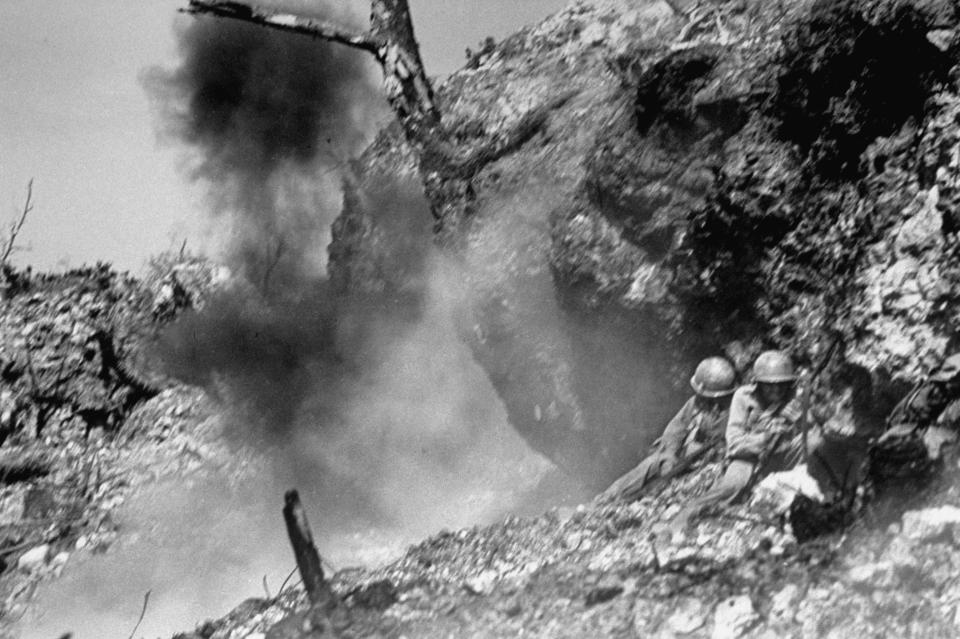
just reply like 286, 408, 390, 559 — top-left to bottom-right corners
797, 333, 843, 465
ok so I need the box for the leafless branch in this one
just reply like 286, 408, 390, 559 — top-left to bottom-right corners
2, 179, 34, 266
182, 1, 383, 54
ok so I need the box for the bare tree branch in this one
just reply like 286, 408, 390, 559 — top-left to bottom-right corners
2, 179, 33, 266
182, 0, 383, 54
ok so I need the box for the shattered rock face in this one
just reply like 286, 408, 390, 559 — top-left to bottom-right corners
329, 0, 960, 485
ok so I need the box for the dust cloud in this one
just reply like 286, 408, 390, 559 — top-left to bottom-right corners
24, 234, 583, 639
23, 8, 588, 637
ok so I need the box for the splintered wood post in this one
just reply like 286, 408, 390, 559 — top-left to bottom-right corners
282, 489, 335, 609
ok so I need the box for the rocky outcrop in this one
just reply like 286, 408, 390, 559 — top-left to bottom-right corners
0, 263, 227, 627
327, 0, 960, 485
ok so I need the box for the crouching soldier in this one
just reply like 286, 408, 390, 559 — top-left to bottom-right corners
600, 357, 736, 502
669, 350, 817, 528
871, 352, 960, 479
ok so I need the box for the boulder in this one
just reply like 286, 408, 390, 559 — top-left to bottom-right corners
901, 506, 960, 543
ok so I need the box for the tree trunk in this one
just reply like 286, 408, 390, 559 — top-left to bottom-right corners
282, 489, 336, 610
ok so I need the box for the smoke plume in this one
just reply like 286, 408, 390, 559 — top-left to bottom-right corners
23, 8, 592, 638
143, 2, 383, 284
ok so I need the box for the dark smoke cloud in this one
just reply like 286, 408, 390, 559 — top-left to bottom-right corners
156, 178, 433, 437
150, 4, 376, 179
143, 2, 383, 284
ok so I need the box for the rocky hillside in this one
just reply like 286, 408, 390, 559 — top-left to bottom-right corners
0, 260, 229, 630
171, 0, 960, 635
333, 0, 960, 485
5, 0, 960, 636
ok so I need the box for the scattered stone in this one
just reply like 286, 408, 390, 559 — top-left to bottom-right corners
769, 584, 800, 623
584, 578, 623, 607
901, 506, 960, 543
498, 596, 523, 617
464, 569, 498, 595
847, 562, 896, 590
665, 596, 706, 633
711, 595, 757, 639
17, 544, 50, 571
927, 29, 955, 52
349, 579, 397, 610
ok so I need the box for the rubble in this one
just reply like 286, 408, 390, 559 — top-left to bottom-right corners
3, 0, 960, 636
0, 261, 228, 630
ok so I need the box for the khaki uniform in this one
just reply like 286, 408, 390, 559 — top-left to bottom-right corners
686, 384, 807, 511
601, 397, 728, 501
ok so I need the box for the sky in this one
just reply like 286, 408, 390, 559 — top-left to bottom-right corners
0, 0, 570, 273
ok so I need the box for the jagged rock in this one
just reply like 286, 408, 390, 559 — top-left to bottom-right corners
711, 595, 757, 639
846, 561, 896, 589
768, 584, 800, 624
464, 569, 498, 595
584, 577, 623, 606
16, 544, 49, 571
901, 505, 960, 543
664, 596, 707, 634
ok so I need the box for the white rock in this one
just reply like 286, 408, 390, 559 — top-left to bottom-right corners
847, 561, 895, 589
769, 584, 800, 621
51, 552, 69, 567
712, 595, 757, 639
0, 490, 25, 526
666, 597, 706, 633
17, 544, 50, 571
580, 22, 607, 45
465, 569, 498, 595
901, 506, 960, 542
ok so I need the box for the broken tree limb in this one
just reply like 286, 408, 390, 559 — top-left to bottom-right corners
282, 489, 336, 609
182, 0, 439, 146
182, 1, 383, 54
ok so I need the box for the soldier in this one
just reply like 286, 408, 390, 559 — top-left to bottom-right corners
872, 352, 960, 477
668, 350, 817, 528
600, 357, 736, 502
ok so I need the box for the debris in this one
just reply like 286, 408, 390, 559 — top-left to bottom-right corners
17, 544, 50, 571
464, 569, 498, 595
901, 506, 960, 543
768, 584, 800, 623
711, 595, 757, 639
846, 562, 896, 589
584, 578, 623, 606
665, 596, 707, 633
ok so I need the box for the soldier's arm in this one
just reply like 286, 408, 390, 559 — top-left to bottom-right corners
725, 389, 765, 460
659, 397, 693, 457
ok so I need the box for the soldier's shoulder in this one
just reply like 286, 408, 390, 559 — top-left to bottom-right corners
732, 384, 757, 399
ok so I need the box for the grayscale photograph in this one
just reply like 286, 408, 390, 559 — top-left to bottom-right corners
2, 0, 960, 637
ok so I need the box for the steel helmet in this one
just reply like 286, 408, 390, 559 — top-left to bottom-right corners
690, 357, 737, 397
752, 350, 796, 383
931, 353, 960, 382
